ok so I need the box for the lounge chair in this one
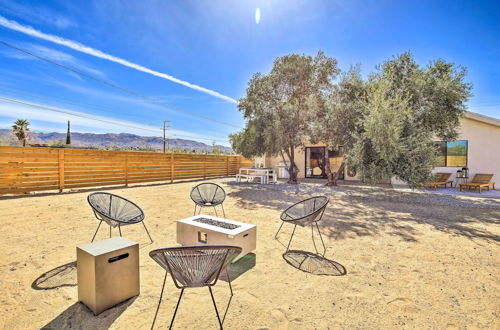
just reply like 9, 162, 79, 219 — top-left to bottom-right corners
275, 196, 329, 256
459, 174, 495, 193
87, 192, 153, 243
149, 245, 242, 329
424, 173, 453, 189
190, 182, 226, 217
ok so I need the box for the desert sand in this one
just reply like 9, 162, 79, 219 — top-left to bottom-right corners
0, 178, 499, 329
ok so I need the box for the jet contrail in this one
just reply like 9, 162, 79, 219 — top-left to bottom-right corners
0, 15, 238, 104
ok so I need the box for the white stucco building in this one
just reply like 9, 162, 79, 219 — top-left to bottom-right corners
259, 111, 500, 186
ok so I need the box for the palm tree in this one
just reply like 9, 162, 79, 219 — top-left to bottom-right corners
12, 119, 30, 147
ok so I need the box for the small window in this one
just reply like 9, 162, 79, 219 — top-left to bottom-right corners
435, 140, 467, 167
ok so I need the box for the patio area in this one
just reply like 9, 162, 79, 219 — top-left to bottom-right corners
0, 178, 499, 329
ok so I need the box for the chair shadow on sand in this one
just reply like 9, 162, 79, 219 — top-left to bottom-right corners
32, 261, 78, 290
32, 261, 136, 329
283, 250, 347, 276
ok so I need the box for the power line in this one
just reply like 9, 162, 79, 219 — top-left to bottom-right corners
0, 86, 144, 119
0, 86, 232, 140
0, 96, 230, 143
0, 41, 242, 129
0, 96, 160, 132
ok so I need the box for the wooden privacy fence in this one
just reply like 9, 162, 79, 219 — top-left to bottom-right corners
0, 146, 254, 195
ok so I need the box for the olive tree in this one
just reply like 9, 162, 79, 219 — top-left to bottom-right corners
232, 51, 338, 183
309, 66, 366, 185
347, 52, 472, 188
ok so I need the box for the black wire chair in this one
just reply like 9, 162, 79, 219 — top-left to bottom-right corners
87, 192, 153, 243
190, 183, 226, 218
275, 196, 329, 256
149, 245, 242, 329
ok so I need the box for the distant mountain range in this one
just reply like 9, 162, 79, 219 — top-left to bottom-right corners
0, 129, 232, 152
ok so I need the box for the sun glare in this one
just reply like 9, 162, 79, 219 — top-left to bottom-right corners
255, 8, 261, 24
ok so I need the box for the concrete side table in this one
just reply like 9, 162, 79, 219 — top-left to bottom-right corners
77, 237, 139, 315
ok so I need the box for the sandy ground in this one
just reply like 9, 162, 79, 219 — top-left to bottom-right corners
0, 178, 499, 329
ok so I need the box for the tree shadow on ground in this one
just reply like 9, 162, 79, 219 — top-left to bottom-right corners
32, 261, 77, 290
283, 250, 347, 276
41, 297, 136, 330
228, 183, 500, 243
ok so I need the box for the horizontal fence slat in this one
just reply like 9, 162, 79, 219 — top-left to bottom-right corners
0, 146, 252, 195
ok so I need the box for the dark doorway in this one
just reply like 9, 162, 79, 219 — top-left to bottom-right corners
305, 147, 344, 179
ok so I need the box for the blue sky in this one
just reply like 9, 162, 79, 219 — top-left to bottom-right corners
0, 0, 499, 146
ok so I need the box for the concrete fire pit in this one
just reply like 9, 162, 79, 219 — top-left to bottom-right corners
176, 214, 256, 262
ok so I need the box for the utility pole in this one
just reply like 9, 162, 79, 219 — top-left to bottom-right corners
163, 120, 170, 153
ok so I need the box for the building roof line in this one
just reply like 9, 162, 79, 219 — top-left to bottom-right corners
465, 111, 500, 127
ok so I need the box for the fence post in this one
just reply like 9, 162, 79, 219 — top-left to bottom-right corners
226, 156, 229, 176
203, 155, 206, 179
58, 149, 65, 192
170, 152, 174, 183
125, 153, 129, 187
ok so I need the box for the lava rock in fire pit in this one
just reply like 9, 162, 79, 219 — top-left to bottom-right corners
193, 217, 241, 230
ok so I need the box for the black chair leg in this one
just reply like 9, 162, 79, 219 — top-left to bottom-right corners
221, 203, 226, 218
286, 224, 297, 252
169, 288, 185, 329
151, 272, 167, 330
311, 223, 319, 255
315, 221, 327, 256
208, 286, 223, 329
109, 224, 112, 238
193, 204, 198, 216
274, 222, 284, 239
118, 224, 122, 237
226, 267, 233, 296
213, 206, 219, 217
142, 221, 154, 243
221, 267, 234, 325
91, 220, 103, 242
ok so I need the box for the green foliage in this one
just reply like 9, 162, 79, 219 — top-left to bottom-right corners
347, 52, 472, 188
212, 140, 223, 155
309, 66, 365, 185
47, 140, 66, 147
11, 119, 30, 147
234, 51, 471, 187
233, 51, 338, 183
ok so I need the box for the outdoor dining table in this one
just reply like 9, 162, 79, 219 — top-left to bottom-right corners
238, 168, 275, 184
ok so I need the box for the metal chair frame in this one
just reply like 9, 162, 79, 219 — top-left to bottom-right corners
190, 183, 227, 218
275, 196, 329, 256
150, 245, 242, 329
88, 192, 153, 243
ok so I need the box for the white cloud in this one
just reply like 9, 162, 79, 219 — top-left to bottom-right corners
0, 16, 238, 104
0, 2, 76, 29
0, 42, 105, 77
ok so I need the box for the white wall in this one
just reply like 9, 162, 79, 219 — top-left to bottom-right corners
432, 116, 500, 186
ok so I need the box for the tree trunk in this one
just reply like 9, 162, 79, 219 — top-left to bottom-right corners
22, 138, 26, 147
286, 146, 299, 184
324, 145, 335, 186
328, 162, 345, 186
